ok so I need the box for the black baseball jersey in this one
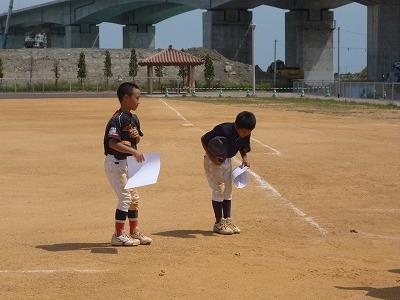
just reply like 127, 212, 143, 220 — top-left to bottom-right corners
104, 109, 144, 160
202, 122, 251, 158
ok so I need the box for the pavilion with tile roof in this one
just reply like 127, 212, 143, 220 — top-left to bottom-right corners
138, 45, 204, 95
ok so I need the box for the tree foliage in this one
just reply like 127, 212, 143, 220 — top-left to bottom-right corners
129, 49, 138, 80
177, 48, 187, 86
204, 54, 215, 87
103, 50, 113, 88
178, 66, 187, 86
52, 60, 60, 86
0, 57, 4, 79
155, 66, 165, 92
155, 65, 164, 78
77, 51, 87, 86
28, 53, 35, 88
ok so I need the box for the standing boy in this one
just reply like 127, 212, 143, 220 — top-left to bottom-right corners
104, 82, 152, 246
201, 111, 256, 235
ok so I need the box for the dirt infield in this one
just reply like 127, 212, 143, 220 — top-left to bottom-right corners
0, 96, 399, 299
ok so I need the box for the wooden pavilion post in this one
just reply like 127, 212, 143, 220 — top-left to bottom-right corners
188, 65, 195, 94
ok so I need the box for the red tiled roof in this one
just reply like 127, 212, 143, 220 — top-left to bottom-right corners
138, 46, 204, 66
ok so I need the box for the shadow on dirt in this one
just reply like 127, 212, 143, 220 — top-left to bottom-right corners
335, 285, 400, 299
153, 229, 215, 238
37, 243, 117, 254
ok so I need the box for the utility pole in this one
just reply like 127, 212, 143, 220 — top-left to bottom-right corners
337, 26, 340, 98
250, 22, 256, 97
273, 39, 277, 87
2, 0, 14, 49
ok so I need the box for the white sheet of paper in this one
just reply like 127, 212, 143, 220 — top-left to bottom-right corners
232, 166, 249, 188
124, 152, 160, 189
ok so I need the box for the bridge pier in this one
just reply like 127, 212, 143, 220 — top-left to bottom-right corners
285, 9, 335, 82
367, 0, 400, 81
46, 27, 66, 48
203, 9, 253, 65
65, 24, 99, 48
2, 27, 25, 48
123, 24, 155, 49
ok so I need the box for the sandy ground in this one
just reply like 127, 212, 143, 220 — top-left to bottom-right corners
0, 96, 399, 300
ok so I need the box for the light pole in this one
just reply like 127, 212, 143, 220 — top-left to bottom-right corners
337, 26, 340, 98
273, 39, 277, 87
2, 0, 14, 49
250, 22, 256, 97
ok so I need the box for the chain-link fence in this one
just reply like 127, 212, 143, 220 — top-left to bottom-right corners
293, 80, 400, 102
0, 77, 122, 93
2, 77, 400, 102
0, 77, 189, 94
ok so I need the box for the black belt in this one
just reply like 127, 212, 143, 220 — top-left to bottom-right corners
106, 154, 127, 163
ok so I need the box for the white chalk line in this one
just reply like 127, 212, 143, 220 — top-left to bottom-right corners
295, 126, 324, 134
357, 208, 400, 212
160, 98, 328, 236
0, 269, 109, 274
356, 232, 400, 240
236, 157, 328, 236
159, 98, 188, 122
251, 137, 281, 156
159, 99, 281, 156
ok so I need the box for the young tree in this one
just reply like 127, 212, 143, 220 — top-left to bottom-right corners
28, 53, 35, 90
177, 48, 187, 87
77, 51, 87, 87
52, 60, 60, 86
129, 49, 138, 81
0, 56, 4, 82
155, 65, 165, 92
178, 65, 187, 87
0, 56, 4, 90
103, 50, 113, 88
204, 54, 215, 87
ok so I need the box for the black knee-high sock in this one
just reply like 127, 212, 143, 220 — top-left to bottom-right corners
222, 200, 231, 219
212, 200, 223, 223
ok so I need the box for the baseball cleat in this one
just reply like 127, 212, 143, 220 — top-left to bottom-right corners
225, 217, 241, 234
213, 218, 234, 235
111, 232, 140, 246
131, 228, 152, 245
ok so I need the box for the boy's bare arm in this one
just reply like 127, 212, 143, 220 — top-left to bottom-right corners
240, 149, 249, 167
109, 138, 144, 162
128, 126, 141, 144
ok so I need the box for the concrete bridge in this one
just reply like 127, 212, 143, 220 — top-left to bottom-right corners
1, 0, 399, 82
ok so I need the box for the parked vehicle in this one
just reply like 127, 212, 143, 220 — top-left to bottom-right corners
360, 87, 385, 99
266, 60, 304, 80
385, 62, 400, 82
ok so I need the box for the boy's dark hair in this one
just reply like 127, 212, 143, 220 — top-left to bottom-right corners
117, 82, 140, 102
235, 111, 256, 130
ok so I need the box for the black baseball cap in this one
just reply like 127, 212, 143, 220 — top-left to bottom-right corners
207, 136, 228, 159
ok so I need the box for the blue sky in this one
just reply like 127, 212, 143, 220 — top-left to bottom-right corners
1, 0, 367, 73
